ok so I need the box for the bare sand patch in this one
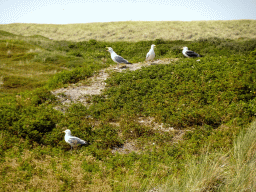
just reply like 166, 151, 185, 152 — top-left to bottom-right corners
52, 59, 177, 107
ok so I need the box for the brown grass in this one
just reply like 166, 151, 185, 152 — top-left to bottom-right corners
0, 149, 112, 191
0, 20, 255, 42
0, 145, 172, 191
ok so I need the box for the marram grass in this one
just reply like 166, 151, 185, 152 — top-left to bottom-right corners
160, 120, 256, 192
0, 20, 256, 42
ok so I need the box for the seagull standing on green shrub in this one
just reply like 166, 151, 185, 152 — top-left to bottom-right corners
63, 129, 88, 150
182, 47, 202, 58
146, 44, 156, 61
106, 47, 132, 67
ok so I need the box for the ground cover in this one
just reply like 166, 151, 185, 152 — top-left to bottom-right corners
0, 22, 256, 191
0, 20, 255, 42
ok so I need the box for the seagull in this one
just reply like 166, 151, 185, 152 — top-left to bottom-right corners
182, 47, 202, 58
146, 44, 156, 61
63, 129, 88, 150
106, 47, 132, 67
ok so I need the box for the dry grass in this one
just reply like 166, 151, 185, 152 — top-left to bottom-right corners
0, 150, 153, 191
0, 148, 114, 192
0, 20, 255, 42
158, 120, 256, 192
0, 76, 3, 88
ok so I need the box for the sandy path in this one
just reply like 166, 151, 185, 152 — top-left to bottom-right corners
52, 59, 174, 106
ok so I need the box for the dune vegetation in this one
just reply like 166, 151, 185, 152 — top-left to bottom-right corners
0, 20, 256, 42
0, 20, 256, 191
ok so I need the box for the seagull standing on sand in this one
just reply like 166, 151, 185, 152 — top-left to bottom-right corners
182, 47, 202, 58
146, 44, 156, 61
106, 47, 132, 67
63, 129, 88, 150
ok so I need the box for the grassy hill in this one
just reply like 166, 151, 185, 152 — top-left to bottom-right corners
0, 20, 256, 42
0, 21, 256, 191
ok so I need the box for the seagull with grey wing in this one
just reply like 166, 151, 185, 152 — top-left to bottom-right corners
146, 44, 156, 61
106, 47, 132, 68
63, 129, 88, 150
182, 47, 202, 58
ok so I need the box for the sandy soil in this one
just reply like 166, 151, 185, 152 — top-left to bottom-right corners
52, 59, 175, 107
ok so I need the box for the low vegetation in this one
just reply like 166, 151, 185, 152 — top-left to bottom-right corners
0, 21, 256, 191
1, 20, 256, 42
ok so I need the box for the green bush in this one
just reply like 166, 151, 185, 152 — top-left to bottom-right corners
120, 119, 155, 140
93, 123, 123, 150
12, 106, 57, 143
91, 53, 256, 128
0, 88, 62, 145
47, 66, 94, 88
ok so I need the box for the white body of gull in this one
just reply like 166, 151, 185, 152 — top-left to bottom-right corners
106, 47, 132, 66
146, 44, 156, 61
182, 47, 202, 58
63, 129, 88, 150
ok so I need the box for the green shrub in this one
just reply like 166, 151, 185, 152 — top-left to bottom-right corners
0, 88, 62, 145
91, 53, 256, 128
47, 66, 94, 88
12, 106, 56, 142
120, 119, 155, 140
82, 160, 100, 172
93, 123, 123, 150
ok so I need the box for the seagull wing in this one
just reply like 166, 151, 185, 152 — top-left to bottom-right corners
146, 50, 155, 61
114, 55, 131, 64
146, 52, 151, 60
68, 136, 87, 145
186, 50, 201, 57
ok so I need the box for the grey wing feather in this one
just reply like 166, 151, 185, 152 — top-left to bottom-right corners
114, 55, 130, 64
68, 137, 87, 145
186, 50, 200, 57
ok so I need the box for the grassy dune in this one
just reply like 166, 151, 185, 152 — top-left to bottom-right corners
0, 21, 256, 191
0, 20, 256, 42
161, 120, 256, 191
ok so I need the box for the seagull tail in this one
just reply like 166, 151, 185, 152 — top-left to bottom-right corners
84, 141, 89, 145
127, 62, 132, 64
81, 140, 88, 145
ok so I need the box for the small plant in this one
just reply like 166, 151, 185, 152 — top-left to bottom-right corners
7, 49, 12, 57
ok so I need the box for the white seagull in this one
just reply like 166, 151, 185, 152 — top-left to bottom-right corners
63, 129, 88, 150
146, 44, 156, 61
182, 47, 202, 58
106, 47, 132, 66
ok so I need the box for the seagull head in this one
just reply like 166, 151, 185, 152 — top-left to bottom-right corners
106, 47, 113, 53
151, 44, 156, 49
182, 47, 188, 50
63, 129, 71, 135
